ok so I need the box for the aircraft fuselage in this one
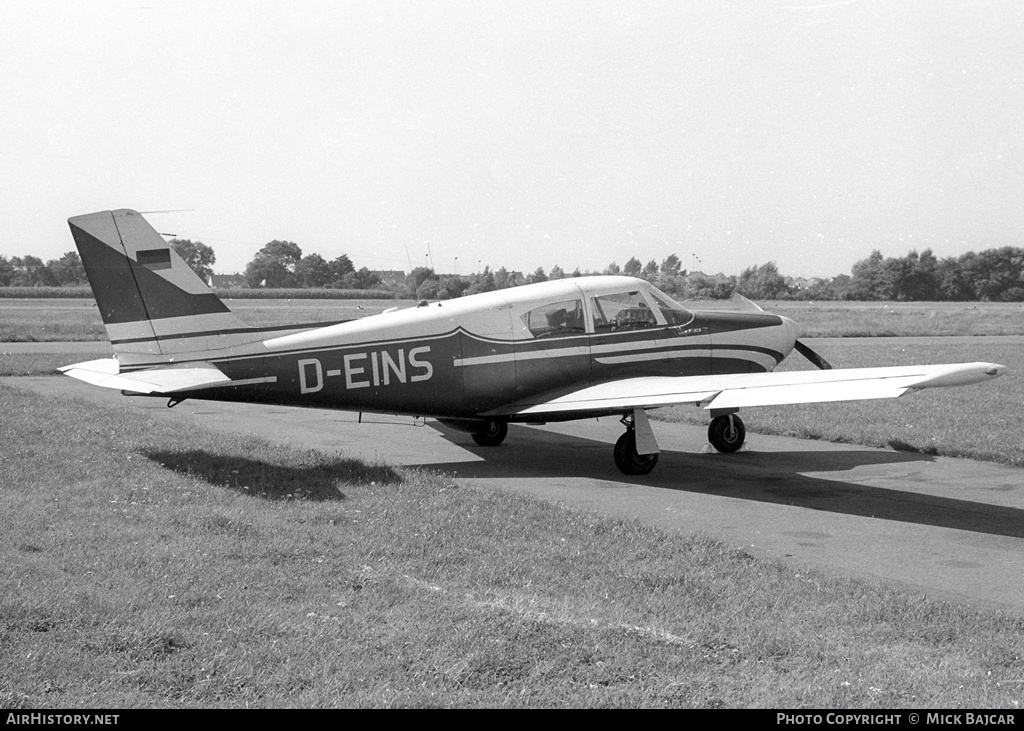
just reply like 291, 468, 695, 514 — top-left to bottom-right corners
164, 277, 796, 421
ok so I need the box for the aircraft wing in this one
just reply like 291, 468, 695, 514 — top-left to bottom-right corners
484, 362, 1007, 418
59, 358, 232, 394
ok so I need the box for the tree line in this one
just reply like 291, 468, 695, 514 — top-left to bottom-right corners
407, 247, 1024, 303
3, 240, 1022, 302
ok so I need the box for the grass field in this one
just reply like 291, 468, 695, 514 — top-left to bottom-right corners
4, 383, 1024, 708
3, 297, 1024, 342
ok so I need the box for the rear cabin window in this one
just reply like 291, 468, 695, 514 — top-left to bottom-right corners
521, 299, 586, 338
591, 291, 657, 333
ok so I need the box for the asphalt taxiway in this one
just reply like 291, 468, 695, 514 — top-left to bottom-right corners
6, 373, 1024, 616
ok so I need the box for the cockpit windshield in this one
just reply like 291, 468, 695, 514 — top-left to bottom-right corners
647, 287, 695, 327
592, 291, 656, 333
588, 285, 695, 332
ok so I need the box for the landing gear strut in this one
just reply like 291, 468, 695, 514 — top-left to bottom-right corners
471, 420, 508, 447
708, 413, 745, 453
613, 413, 659, 475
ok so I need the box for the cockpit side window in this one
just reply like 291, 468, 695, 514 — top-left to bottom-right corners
591, 291, 658, 333
521, 299, 586, 338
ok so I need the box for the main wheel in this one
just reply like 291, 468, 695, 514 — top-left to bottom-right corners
708, 414, 745, 453
471, 420, 508, 447
613, 431, 659, 475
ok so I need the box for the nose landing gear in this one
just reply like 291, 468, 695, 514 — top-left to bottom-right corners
613, 411, 660, 475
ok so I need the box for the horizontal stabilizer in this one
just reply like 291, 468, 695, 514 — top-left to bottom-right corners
59, 358, 231, 394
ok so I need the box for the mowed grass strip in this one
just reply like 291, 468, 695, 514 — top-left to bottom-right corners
4, 297, 1024, 343
713, 300, 1024, 338
3, 385, 1024, 708
1, 352, 85, 377
0, 298, 402, 343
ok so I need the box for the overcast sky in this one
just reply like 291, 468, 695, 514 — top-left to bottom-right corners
2, 0, 1021, 278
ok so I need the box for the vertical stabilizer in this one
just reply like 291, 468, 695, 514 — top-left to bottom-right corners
68, 209, 249, 363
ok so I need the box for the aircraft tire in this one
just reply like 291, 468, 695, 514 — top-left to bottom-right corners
471, 420, 508, 447
708, 414, 745, 453
613, 430, 659, 475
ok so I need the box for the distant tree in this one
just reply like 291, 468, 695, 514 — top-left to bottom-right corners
623, 257, 642, 276
736, 262, 789, 300
295, 253, 334, 288
971, 247, 1024, 301
548, 264, 565, 280
528, 267, 547, 284
245, 258, 292, 288
244, 240, 302, 287
642, 260, 659, 280
46, 251, 87, 286
407, 266, 435, 292
261, 240, 302, 267
850, 250, 885, 300
416, 278, 439, 300
437, 275, 469, 300
330, 254, 355, 283
9, 256, 55, 287
340, 267, 382, 290
878, 256, 912, 300
660, 254, 682, 277
795, 274, 854, 301
681, 271, 735, 300
937, 254, 974, 301
0, 256, 14, 286
169, 239, 216, 281
604, 261, 621, 275
906, 249, 940, 300
465, 266, 497, 295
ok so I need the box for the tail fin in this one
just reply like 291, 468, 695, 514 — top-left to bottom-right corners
68, 209, 251, 364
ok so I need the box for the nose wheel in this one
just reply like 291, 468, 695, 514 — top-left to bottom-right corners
708, 414, 745, 453
613, 413, 660, 475
614, 431, 659, 475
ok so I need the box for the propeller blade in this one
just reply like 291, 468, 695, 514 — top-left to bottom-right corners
794, 339, 833, 370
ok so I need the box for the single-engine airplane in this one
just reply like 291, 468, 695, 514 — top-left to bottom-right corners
61, 209, 1007, 475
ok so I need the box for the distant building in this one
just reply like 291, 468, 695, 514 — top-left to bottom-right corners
372, 270, 406, 287
209, 273, 247, 289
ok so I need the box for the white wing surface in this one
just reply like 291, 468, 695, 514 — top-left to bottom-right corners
485, 362, 1007, 417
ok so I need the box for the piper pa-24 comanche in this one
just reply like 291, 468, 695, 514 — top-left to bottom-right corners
61, 209, 1008, 475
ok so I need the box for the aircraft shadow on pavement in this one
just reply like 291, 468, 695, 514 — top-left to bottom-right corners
426, 424, 1024, 540
142, 449, 402, 502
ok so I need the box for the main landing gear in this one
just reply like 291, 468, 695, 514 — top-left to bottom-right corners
471, 420, 508, 447
612, 411, 746, 475
708, 413, 745, 453
613, 411, 660, 475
